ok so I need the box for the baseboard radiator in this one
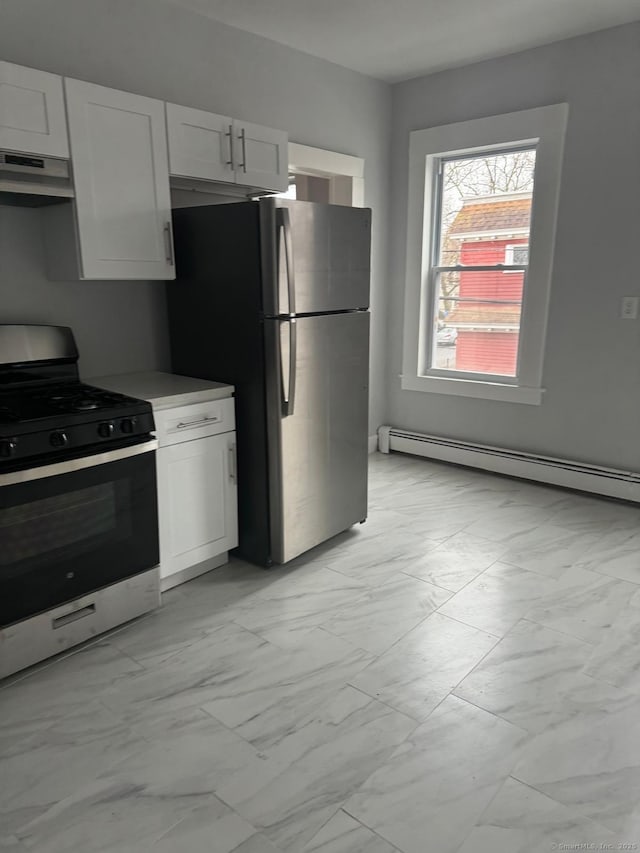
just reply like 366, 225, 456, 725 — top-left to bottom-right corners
377, 426, 640, 504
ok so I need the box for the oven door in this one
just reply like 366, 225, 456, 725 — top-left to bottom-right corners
0, 440, 159, 627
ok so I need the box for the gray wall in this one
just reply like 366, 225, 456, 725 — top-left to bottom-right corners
0, 0, 391, 428
387, 24, 640, 470
0, 206, 171, 378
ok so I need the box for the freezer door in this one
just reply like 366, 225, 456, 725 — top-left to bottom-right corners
265, 311, 369, 564
260, 198, 371, 317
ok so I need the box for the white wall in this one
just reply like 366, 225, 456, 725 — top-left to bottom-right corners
386, 23, 640, 471
0, 0, 391, 428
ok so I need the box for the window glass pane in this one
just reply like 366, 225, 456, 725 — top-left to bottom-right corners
437, 148, 536, 267
430, 146, 535, 377
432, 271, 522, 377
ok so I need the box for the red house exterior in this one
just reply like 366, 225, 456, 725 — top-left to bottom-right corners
445, 193, 531, 376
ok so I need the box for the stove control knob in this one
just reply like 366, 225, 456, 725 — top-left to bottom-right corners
120, 417, 137, 434
0, 438, 17, 458
50, 431, 69, 448
98, 421, 114, 438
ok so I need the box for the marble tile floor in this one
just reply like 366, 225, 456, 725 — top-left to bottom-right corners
2, 451, 640, 852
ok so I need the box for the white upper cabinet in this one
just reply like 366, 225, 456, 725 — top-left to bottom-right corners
65, 78, 174, 279
166, 103, 234, 184
0, 61, 69, 158
166, 101, 288, 194
233, 119, 288, 193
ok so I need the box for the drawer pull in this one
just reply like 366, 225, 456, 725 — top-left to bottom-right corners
52, 604, 96, 629
176, 416, 220, 430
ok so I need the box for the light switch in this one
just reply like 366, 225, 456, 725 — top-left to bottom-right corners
621, 296, 639, 320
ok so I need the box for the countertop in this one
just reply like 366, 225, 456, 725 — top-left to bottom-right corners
89, 371, 234, 410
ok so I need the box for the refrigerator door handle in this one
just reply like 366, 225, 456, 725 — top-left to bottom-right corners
280, 317, 297, 416
279, 207, 296, 316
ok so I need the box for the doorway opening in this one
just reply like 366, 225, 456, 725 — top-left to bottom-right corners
276, 143, 364, 207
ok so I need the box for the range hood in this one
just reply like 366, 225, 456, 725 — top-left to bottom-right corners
0, 151, 74, 206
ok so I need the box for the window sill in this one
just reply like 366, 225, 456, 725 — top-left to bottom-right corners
401, 373, 544, 405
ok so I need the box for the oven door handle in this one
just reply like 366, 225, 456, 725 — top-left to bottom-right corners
0, 439, 158, 486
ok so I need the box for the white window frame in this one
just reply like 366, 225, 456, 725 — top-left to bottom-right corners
504, 242, 529, 271
401, 104, 568, 406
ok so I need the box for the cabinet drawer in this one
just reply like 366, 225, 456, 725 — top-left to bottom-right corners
155, 397, 235, 446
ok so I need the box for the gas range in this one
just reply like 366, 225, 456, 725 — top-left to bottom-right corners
0, 380, 155, 466
0, 324, 160, 680
0, 328, 155, 467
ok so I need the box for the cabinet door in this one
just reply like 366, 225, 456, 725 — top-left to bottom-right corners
166, 103, 234, 183
0, 61, 69, 158
156, 433, 238, 580
65, 78, 174, 279
233, 120, 288, 192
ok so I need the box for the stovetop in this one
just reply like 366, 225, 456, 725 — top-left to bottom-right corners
0, 382, 145, 423
0, 326, 158, 468
0, 380, 156, 467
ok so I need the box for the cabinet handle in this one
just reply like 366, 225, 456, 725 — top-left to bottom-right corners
228, 444, 237, 482
239, 127, 247, 173
164, 222, 174, 266
176, 415, 219, 430
225, 123, 234, 169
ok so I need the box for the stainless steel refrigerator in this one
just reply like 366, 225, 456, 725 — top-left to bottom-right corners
167, 198, 371, 566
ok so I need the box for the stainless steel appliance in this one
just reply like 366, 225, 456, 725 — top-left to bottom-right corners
167, 198, 371, 566
0, 325, 160, 678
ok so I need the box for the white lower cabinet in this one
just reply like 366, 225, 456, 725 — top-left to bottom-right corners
154, 396, 238, 590
157, 431, 238, 584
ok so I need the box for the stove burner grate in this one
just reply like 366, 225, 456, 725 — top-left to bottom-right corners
33, 386, 128, 415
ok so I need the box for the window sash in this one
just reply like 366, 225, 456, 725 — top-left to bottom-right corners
432, 145, 536, 270
425, 366, 521, 383
435, 142, 537, 168
435, 295, 523, 306
425, 144, 533, 379
433, 264, 528, 273
425, 265, 527, 379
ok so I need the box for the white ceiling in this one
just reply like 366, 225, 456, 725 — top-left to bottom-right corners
165, 0, 640, 82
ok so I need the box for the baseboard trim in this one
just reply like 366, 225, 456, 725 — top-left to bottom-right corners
378, 425, 640, 503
